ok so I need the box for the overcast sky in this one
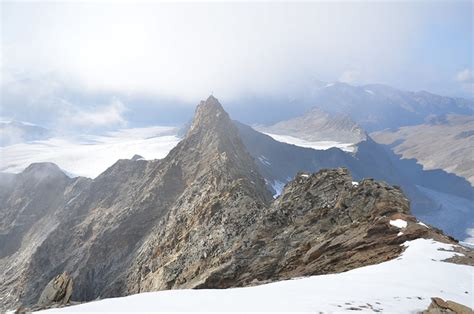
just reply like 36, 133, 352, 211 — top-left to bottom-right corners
1, 1, 472, 128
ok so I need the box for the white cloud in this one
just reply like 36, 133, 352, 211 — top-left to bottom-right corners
456, 69, 473, 82
59, 99, 127, 128
0, 2, 428, 102
454, 69, 473, 93
1, 1, 472, 109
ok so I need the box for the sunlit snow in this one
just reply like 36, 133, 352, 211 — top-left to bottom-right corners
270, 180, 285, 198
418, 222, 429, 228
262, 132, 355, 152
0, 126, 180, 178
257, 155, 271, 166
390, 219, 408, 229
38, 239, 473, 313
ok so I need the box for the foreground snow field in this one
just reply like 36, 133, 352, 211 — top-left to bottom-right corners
39, 239, 473, 313
262, 132, 356, 152
0, 126, 180, 178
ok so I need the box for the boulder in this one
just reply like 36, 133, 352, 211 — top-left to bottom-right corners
37, 272, 73, 307
422, 297, 473, 314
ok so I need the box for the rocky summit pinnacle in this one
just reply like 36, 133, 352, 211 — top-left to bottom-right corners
187, 95, 229, 137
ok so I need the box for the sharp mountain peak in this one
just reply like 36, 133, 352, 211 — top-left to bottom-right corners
186, 95, 230, 137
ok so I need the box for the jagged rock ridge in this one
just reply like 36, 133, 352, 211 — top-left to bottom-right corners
0, 96, 461, 311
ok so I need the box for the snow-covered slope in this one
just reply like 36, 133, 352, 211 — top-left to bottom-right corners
38, 239, 473, 313
0, 126, 180, 178
261, 132, 356, 152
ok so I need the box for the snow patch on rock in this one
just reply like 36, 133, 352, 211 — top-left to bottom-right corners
418, 222, 429, 228
271, 180, 285, 198
390, 219, 408, 229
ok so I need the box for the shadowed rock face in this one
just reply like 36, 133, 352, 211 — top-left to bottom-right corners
0, 96, 460, 311
0, 163, 73, 259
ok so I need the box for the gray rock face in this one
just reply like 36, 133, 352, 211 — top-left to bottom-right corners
0, 96, 271, 310
0, 162, 72, 259
37, 272, 73, 307
0, 96, 463, 311
125, 95, 273, 292
128, 167, 456, 293
0, 164, 90, 309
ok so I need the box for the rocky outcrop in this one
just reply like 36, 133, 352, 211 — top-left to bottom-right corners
0, 96, 465, 311
37, 272, 73, 307
422, 297, 473, 314
236, 120, 474, 242
182, 169, 448, 288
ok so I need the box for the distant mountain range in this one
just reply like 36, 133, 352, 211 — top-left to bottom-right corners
372, 114, 474, 186
232, 81, 473, 131
255, 107, 366, 144
306, 82, 473, 132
